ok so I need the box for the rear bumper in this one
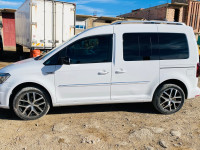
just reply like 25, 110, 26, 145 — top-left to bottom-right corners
194, 87, 200, 97
188, 86, 200, 99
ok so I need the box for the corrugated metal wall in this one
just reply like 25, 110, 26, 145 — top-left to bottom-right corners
187, 0, 200, 33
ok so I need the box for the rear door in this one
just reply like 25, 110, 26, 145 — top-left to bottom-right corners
111, 24, 160, 102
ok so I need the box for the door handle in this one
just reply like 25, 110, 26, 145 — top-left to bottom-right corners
46, 72, 55, 75
115, 69, 126, 74
98, 70, 109, 75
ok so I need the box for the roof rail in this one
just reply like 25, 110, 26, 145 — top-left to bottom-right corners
111, 21, 186, 26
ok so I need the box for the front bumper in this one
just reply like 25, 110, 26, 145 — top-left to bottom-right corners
0, 82, 11, 109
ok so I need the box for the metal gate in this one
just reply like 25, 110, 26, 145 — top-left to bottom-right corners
2, 13, 16, 47
187, 0, 200, 33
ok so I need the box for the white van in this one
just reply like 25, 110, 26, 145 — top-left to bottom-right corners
0, 21, 199, 120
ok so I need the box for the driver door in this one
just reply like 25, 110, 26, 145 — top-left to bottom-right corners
55, 34, 113, 104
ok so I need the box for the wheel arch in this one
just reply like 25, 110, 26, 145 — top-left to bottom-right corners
153, 79, 188, 99
9, 82, 53, 108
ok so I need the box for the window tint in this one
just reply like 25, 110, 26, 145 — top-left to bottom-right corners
123, 33, 159, 61
159, 33, 189, 60
60, 34, 113, 64
44, 52, 60, 65
123, 33, 189, 61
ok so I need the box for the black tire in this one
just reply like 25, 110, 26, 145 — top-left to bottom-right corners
13, 87, 50, 120
153, 84, 185, 115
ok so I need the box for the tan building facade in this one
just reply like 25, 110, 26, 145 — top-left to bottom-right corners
119, 0, 200, 34
75, 15, 142, 35
119, 2, 188, 23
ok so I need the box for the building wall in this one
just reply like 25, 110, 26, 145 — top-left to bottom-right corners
0, 11, 16, 48
172, 0, 188, 3
93, 22, 110, 27
75, 29, 84, 35
120, 4, 188, 23
166, 7, 175, 21
187, 0, 200, 33
166, 6, 187, 22
75, 16, 140, 35
119, 4, 168, 20
0, 12, 3, 50
1, 12, 16, 47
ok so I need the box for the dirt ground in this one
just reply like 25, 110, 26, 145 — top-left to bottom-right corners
0, 48, 200, 150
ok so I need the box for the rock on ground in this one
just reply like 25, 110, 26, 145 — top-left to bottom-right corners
130, 128, 154, 140
159, 140, 168, 148
170, 130, 181, 138
52, 123, 68, 132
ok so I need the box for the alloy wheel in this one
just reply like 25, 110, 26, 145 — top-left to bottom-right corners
160, 88, 183, 112
17, 92, 46, 117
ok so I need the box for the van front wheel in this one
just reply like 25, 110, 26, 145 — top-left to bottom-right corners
153, 84, 185, 114
13, 87, 50, 120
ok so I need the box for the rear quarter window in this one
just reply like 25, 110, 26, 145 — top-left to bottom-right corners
159, 33, 189, 60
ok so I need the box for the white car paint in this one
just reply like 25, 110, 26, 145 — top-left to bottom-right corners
0, 23, 199, 109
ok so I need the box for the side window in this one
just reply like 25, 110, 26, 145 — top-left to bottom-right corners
44, 52, 60, 65
64, 35, 113, 64
123, 33, 159, 61
159, 33, 189, 60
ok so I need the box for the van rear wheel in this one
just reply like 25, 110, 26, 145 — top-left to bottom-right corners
13, 87, 50, 120
153, 84, 185, 114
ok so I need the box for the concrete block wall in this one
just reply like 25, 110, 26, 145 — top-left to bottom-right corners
120, 4, 188, 23
172, 0, 188, 3
167, 6, 187, 22
166, 7, 175, 21
120, 4, 168, 20
93, 22, 110, 27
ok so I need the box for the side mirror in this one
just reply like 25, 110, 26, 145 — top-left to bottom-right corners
59, 57, 70, 65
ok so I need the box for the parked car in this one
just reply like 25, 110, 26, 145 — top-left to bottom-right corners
0, 21, 199, 120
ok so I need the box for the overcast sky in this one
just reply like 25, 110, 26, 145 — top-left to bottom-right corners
0, 0, 170, 16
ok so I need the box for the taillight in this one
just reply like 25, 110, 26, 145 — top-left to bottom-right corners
197, 63, 200, 77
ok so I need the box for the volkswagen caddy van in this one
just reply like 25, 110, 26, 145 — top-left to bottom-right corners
0, 21, 200, 120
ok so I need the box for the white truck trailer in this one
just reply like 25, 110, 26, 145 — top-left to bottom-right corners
15, 0, 76, 53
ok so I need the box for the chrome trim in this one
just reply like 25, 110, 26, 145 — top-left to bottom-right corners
58, 81, 150, 87
160, 66, 195, 69
59, 83, 110, 87
112, 81, 150, 85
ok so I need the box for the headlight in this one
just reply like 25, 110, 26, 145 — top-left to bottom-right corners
0, 73, 10, 84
